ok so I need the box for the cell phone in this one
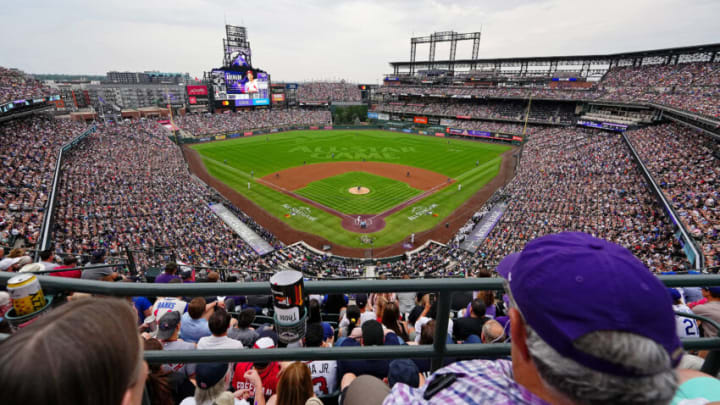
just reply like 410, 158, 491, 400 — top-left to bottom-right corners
423, 373, 457, 400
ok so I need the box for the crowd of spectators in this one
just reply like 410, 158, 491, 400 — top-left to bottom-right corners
51, 120, 280, 271
0, 116, 87, 248
5, 232, 720, 405
379, 61, 720, 119
0, 66, 55, 105
297, 82, 361, 103
175, 110, 331, 136
475, 126, 688, 273
376, 99, 575, 125
626, 123, 719, 269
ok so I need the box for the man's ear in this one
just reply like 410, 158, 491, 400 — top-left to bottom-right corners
509, 308, 531, 362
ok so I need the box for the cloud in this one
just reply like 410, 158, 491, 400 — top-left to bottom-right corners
1, 0, 718, 83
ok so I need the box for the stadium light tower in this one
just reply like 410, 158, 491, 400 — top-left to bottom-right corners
409, 31, 481, 75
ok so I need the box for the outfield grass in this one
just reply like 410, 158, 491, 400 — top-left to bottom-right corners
296, 172, 422, 214
192, 130, 510, 248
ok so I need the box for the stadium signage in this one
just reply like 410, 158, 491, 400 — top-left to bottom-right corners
244, 132, 253, 136
455, 115, 472, 119
281, 204, 317, 222
367, 112, 379, 119
413, 116, 428, 124
377, 113, 390, 121
577, 120, 628, 132
186, 85, 208, 96
408, 204, 439, 221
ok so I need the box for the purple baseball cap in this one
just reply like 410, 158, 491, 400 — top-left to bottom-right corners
497, 232, 682, 377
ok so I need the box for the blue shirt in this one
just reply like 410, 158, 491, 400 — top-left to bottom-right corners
180, 313, 211, 343
133, 297, 152, 325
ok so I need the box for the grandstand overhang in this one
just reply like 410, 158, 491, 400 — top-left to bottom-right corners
388, 43, 720, 78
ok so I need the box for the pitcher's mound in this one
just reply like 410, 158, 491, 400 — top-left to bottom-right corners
348, 187, 370, 195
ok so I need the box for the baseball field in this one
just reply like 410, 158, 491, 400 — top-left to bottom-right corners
190, 130, 510, 250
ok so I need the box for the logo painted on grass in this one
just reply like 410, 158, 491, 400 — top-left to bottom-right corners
287, 146, 416, 160
281, 204, 317, 222
408, 204, 439, 221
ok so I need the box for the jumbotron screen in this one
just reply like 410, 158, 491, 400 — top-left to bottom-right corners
210, 68, 269, 106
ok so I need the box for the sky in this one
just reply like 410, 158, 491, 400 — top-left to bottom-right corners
2, 0, 719, 83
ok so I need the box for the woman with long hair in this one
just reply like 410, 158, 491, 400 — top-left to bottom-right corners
268, 362, 319, 405
143, 339, 174, 405
381, 301, 409, 342
0, 297, 148, 405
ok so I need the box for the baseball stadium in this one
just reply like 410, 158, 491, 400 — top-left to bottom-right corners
1, 2, 720, 404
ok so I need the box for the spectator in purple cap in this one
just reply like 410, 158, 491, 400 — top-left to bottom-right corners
691, 287, 720, 338
377, 232, 683, 405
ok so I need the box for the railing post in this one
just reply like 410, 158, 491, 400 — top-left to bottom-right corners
431, 291, 452, 371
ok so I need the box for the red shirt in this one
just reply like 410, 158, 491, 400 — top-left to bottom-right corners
232, 361, 280, 399
48, 264, 82, 279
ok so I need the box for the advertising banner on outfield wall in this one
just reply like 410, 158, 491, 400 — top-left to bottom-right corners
413, 116, 428, 124
367, 112, 379, 119
446, 128, 492, 137
435, 132, 445, 137
377, 113, 390, 121
244, 132, 253, 136
228, 133, 241, 139
512, 136, 523, 141
310, 126, 319, 130
324, 126, 333, 130
215, 135, 226, 140
419, 131, 428, 135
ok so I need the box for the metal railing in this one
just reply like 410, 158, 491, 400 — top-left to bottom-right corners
37, 124, 96, 256
2, 272, 720, 373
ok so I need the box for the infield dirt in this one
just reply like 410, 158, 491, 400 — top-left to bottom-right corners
261, 161, 449, 191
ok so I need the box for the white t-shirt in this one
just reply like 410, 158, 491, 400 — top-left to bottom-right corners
179, 397, 248, 405
152, 297, 188, 320
197, 335, 244, 350
306, 360, 338, 396
674, 304, 700, 338
414, 317, 454, 344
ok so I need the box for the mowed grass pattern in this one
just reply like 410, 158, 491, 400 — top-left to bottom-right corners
296, 172, 422, 214
192, 130, 510, 248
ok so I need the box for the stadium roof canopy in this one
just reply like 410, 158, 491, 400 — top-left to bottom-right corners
389, 43, 720, 77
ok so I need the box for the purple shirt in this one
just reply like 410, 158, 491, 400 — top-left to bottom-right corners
155, 273, 181, 283
383, 359, 549, 405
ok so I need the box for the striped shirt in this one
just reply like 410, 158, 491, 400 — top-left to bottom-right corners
382, 359, 549, 405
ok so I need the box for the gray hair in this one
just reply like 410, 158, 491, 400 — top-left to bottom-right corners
481, 319, 505, 343
506, 284, 677, 405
